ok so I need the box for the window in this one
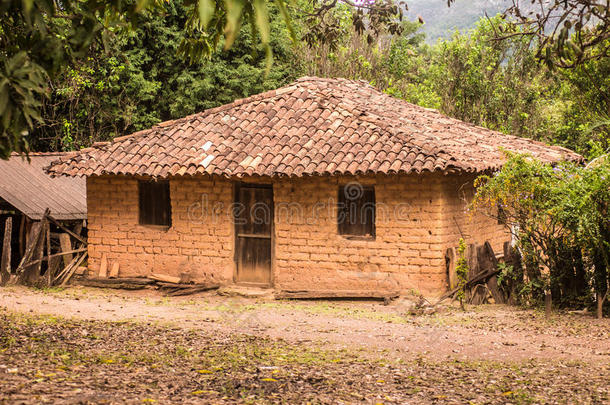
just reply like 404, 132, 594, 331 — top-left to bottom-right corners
338, 184, 375, 239
138, 180, 171, 227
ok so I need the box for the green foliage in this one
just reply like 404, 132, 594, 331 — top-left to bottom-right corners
32, 0, 302, 151
496, 262, 514, 289
0, 52, 46, 158
302, 15, 608, 158
0, 0, 167, 157
472, 152, 610, 308
455, 238, 469, 310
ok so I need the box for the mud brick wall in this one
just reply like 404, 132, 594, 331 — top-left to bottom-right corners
439, 173, 510, 257
272, 174, 447, 295
86, 175, 234, 284
86, 172, 509, 295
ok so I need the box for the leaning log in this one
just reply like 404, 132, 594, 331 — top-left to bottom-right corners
76, 278, 153, 290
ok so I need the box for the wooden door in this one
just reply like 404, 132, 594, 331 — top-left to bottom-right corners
234, 183, 273, 285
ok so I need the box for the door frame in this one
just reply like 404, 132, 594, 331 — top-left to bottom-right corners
232, 181, 274, 287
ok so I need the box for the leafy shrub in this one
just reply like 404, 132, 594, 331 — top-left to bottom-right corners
472, 152, 609, 314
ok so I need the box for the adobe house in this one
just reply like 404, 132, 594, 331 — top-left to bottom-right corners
46, 77, 580, 295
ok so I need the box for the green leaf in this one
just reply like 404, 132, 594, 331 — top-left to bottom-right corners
274, 0, 295, 43
198, 0, 216, 29
223, 0, 245, 50
252, 0, 270, 45
0, 86, 8, 116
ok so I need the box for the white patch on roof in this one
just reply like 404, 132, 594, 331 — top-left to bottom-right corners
200, 154, 215, 168
201, 141, 213, 152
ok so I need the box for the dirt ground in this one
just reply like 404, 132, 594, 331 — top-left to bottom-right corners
1, 286, 609, 404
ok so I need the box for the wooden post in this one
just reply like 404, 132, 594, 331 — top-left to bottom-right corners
1, 217, 12, 286
45, 220, 52, 286
545, 292, 552, 318
17, 210, 50, 285
58, 233, 73, 267
18, 215, 25, 257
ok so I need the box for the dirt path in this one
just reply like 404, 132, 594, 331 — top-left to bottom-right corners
1, 286, 608, 364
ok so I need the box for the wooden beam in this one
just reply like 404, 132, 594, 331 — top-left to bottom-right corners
60, 252, 88, 286
16, 248, 87, 268
17, 217, 46, 285
1, 217, 12, 286
45, 220, 52, 286
58, 233, 73, 267
275, 290, 400, 300
77, 278, 149, 290
46, 215, 87, 245
165, 284, 221, 296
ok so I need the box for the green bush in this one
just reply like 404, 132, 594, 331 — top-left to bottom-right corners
472, 152, 609, 314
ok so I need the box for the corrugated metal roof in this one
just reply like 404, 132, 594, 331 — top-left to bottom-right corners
0, 152, 86, 220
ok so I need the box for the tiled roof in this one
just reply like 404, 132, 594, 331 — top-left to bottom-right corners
0, 153, 86, 220
46, 77, 581, 178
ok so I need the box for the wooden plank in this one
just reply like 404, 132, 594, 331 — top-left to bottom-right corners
58, 233, 73, 267
77, 278, 149, 290
109, 262, 119, 278
60, 252, 88, 286
53, 254, 80, 284
165, 284, 221, 296
478, 242, 505, 304
1, 217, 12, 286
45, 220, 52, 286
149, 273, 181, 284
83, 277, 156, 285
46, 215, 87, 245
14, 248, 88, 268
275, 290, 400, 300
99, 253, 108, 278
18, 217, 47, 285
435, 267, 501, 304
18, 215, 25, 257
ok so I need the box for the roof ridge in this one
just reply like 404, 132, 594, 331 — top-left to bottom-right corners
10, 151, 79, 157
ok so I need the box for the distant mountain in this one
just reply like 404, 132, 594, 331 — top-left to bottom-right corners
404, 0, 512, 42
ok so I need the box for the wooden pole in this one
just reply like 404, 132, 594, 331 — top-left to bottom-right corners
46, 215, 87, 245
545, 291, 553, 318
1, 217, 12, 286
45, 220, 52, 286
58, 233, 73, 267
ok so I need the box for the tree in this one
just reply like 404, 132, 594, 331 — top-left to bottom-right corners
1, 0, 405, 158
480, 0, 610, 69
31, 0, 303, 152
0, 0, 173, 158
472, 152, 610, 316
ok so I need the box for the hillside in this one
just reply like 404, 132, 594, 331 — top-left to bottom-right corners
405, 0, 510, 41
